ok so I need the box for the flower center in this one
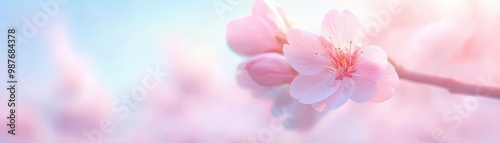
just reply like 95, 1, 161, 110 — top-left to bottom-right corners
323, 38, 362, 78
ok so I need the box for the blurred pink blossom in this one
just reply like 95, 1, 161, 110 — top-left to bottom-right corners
45, 21, 114, 142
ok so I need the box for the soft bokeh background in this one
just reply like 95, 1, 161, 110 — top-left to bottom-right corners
1, 0, 500, 142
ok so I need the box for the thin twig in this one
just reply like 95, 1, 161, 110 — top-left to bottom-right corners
389, 58, 500, 99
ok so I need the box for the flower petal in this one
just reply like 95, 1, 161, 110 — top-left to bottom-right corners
226, 16, 281, 57
371, 64, 399, 102
275, 5, 295, 30
290, 73, 340, 104
350, 77, 377, 103
251, 0, 293, 31
311, 78, 355, 111
356, 45, 388, 80
283, 29, 328, 75
252, 0, 277, 19
321, 10, 363, 49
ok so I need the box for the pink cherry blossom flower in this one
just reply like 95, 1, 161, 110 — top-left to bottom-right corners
226, 0, 294, 57
283, 10, 399, 112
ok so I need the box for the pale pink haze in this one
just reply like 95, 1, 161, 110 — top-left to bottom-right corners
283, 10, 399, 112
226, 0, 294, 57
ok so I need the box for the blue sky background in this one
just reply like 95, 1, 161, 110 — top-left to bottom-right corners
0, 0, 250, 96
0, 0, 354, 99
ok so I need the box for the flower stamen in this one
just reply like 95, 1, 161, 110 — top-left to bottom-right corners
323, 39, 361, 78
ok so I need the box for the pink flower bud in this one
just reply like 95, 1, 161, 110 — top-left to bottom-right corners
226, 0, 295, 57
226, 16, 282, 57
245, 53, 298, 86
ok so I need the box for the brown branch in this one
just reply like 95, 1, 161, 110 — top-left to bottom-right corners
388, 58, 500, 99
